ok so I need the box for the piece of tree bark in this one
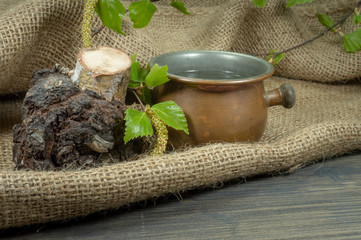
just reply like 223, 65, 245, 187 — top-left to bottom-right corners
13, 68, 127, 170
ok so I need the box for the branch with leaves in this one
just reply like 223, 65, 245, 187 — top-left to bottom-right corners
83, 0, 190, 48
251, 0, 361, 65
124, 55, 189, 155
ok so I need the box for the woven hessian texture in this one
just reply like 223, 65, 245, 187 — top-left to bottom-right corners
0, 0, 361, 229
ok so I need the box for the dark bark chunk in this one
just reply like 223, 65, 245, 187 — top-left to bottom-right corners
13, 69, 127, 170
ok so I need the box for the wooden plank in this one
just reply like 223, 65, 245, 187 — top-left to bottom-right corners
2, 153, 361, 239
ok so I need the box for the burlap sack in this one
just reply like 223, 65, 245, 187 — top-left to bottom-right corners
0, 0, 360, 229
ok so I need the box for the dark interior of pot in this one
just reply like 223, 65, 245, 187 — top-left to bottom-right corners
149, 50, 274, 82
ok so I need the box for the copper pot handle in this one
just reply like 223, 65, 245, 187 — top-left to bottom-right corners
266, 83, 296, 108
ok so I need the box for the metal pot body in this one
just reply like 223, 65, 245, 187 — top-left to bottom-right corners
150, 50, 295, 148
154, 80, 268, 147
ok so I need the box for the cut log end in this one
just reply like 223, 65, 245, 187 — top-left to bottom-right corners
71, 46, 132, 103
79, 46, 132, 77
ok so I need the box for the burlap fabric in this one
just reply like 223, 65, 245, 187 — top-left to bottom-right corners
0, 0, 360, 229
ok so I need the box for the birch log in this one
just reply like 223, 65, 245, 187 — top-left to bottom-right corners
71, 46, 132, 103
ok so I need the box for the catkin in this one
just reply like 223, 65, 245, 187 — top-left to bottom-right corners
145, 107, 168, 155
82, 0, 98, 48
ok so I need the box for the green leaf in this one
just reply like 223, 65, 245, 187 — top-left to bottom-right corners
130, 62, 142, 82
286, 0, 312, 8
151, 101, 189, 134
95, 0, 126, 35
354, 13, 361, 25
124, 108, 153, 143
129, 54, 149, 86
343, 28, 361, 53
266, 49, 285, 65
128, 0, 157, 29
170, 1, 190, 15
145, 64, 170, 87
130, 54, 137, 62
317, 13, 336, 32
130, 62, 148, 83
128, 82, 141, 88
251, 0, 268, 8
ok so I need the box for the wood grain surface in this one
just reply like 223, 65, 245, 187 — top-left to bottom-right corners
2, 153, 361, 239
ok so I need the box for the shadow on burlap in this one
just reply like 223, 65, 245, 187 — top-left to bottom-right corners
0, 0, 360, 229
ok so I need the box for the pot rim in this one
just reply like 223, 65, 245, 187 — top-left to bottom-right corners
149, 50, 275, 85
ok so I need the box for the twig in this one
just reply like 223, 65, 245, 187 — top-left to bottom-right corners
254, 0, 361, 59
132, 90, 145, 110
91, 24, 105, 38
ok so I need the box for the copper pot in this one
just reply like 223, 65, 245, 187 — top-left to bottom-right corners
150, 50, 295, 148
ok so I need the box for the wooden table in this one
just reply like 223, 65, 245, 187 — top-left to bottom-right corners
2, 153, 361, 239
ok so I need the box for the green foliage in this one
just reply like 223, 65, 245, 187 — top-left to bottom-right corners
354, 12, 361, 25
124, 108, 153, 143
317, 13, 336, 32
343, 28, 361, 52
251, 0, 268, 8
251, 0, 311, 8
128, 61, 143, 87
124, 101, 189, 151
95, 0, 126, 35
170, 1, 190, 15
130, 54, 137, 62
128, 0, 157, 29
266, 49, 285, 65
317, 13, 361, 53
129, 54, 169, 105
248, 2, 360, 54
92, 0, 189, 36
145, 64, 170, 87
129, 54, 148, 87
286, 0, 312, 8
128, 54, 152, 104
151, 101, 189, 134
124, 57, 188, 154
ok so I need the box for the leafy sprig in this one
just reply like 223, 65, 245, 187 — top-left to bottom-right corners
94, 0, 189, 36
266, 49, 285, 65
124, 56, 189, 155
253, 0, 361, 63
317, 12, 361, 52
83, 0, 189, 47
